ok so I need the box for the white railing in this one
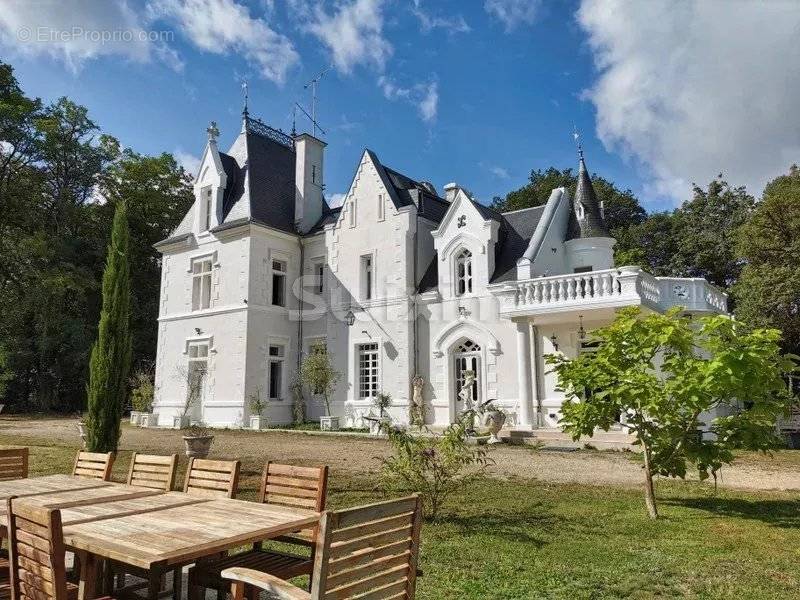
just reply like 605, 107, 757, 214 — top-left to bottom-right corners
494, 266, 728, 315
511, 268, 626, 306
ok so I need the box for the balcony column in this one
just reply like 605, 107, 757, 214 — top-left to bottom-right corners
515, 320, 533, 429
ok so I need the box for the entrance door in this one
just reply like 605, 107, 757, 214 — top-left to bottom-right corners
453, 339, 481, 419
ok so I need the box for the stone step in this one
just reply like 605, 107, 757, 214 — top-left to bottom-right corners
502, 428, 637, 451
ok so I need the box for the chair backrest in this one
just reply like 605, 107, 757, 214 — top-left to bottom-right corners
72, 451, 114, 481
0, 448, 29, 481
7, 496, 70, 600
183, 458, 240, 499
259, 462, 328, 511
310, 494, 423, 600
127, 452, 179, 492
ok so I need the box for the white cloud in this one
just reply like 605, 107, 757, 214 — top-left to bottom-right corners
378, 76, 438, 123
328, 192, 346, 208
490, 165, 509, 179
484, 0, 541, 31
0, 0, 179, 71
175, 149, 201, 179
411, 0, 470, 34
148, 0, 298, 84
302, 0, 391, 74
577, 0, 800, 203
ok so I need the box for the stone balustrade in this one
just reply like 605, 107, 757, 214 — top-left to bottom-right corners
492, 266, 728, 317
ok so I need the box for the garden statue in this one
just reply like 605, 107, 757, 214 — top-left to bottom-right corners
480, 400, 507, 444
459, 370, 477, 434
410, 374, 425, 427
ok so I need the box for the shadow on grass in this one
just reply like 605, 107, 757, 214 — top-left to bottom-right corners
663, 496, 800, 528
434, 504, 560, 548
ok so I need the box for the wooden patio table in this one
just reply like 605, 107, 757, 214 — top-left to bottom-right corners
62, 496, 321, 600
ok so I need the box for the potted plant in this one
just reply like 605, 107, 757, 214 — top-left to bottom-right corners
368, 391, 393, 435
248, 386, 267, 430
300, 350, 341, 431
129, 369, 154, 426
182, 423, 214, 458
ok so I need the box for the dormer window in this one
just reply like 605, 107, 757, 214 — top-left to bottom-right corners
455, 249, 473, 296
201, 186, 213, 231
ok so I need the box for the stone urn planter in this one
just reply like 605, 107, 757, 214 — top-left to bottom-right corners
483, 408, 507, 445
250, 415, 266, 430
183, 425, 214, 458
129, 411, 143, 425
139, 413, 157, 428
319, 416, 340, 431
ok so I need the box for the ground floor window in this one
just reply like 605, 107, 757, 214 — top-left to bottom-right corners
186, 342, 208, 407
358, 342, 379, 399
268, 344, 285, 400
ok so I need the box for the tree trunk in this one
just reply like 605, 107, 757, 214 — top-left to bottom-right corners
642, 442, 658, 519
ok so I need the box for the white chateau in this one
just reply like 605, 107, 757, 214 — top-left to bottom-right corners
151, 113, 729, 430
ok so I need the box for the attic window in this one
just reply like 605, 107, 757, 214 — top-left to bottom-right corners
578, 203, 585, 220
201, 186, 213, 231
455, 249, 473, 296
377, 193, 385, 221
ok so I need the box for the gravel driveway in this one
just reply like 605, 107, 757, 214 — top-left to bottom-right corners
3, 416, 800, 492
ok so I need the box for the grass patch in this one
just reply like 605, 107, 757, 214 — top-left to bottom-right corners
3, 433, 800, 598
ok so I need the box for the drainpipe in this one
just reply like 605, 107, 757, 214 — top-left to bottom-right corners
412, 196, 420, 377
297, 239, 305, 374
530, 324, 542, 427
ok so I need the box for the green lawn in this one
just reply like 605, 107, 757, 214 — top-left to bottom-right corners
4, 434, 800, 599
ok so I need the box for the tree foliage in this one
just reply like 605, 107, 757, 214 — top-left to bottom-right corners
85, 202, 132, 453
379, 412, 492, 520
300, 350, 341, 417
547, 307, 795, 519
734, 165, 800, 357
0, 61, 192, 412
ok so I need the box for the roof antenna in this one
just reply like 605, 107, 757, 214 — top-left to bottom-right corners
294, 102, 326, 136
291, 104, 297, 136
572, 125, 584, 161
303, 66, 331, 137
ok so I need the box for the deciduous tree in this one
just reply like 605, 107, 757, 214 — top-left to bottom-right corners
547, 307, 795, 519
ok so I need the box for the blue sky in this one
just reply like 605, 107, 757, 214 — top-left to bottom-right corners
2, 1, 799, 211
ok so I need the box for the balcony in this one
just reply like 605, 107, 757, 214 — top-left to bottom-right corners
491, 266, 728, 318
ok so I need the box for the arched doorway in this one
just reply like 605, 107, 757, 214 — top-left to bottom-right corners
452, 339, 481, 419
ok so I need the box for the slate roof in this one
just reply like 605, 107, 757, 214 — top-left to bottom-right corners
566, 155, 610, 240
215, 118, 298, 234
367, 150, 449, 223
305, 205, 342, 235
417, 256, 439, 293
490, 205, 547, 283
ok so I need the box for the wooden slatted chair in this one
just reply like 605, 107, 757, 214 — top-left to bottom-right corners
187, 463, 328, 598
6, 497, 77, 600
72, 451, 114, 481
0, 448, 28, 481
126, 453, 178, 492
220, 495, 423, 600
183, 458, 240, 499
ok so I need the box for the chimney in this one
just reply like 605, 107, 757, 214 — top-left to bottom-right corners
443, 182, 458, 202
294, 133, 327, 234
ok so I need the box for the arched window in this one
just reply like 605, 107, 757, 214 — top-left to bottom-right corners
455, 249, 472, 296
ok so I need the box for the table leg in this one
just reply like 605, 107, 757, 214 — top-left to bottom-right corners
172, 566, 183, 600
77, 551, 100, 600
148, 569, 163, 600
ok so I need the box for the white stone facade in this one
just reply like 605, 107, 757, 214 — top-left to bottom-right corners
152, 117, 729, 430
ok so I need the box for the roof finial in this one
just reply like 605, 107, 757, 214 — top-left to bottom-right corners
241, 80, 249, 116
572, 126, 584, 161
206, 121, 219, 143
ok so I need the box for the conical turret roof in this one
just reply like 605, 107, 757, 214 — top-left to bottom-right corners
567, 152, 610, 240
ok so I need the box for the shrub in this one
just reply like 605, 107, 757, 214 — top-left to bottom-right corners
129, 370, 154, 413
379, 412, 493, 520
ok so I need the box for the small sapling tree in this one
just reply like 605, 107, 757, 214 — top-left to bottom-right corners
547, 307, 796, 519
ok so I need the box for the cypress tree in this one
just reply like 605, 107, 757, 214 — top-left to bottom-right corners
86, 201, 132, 453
